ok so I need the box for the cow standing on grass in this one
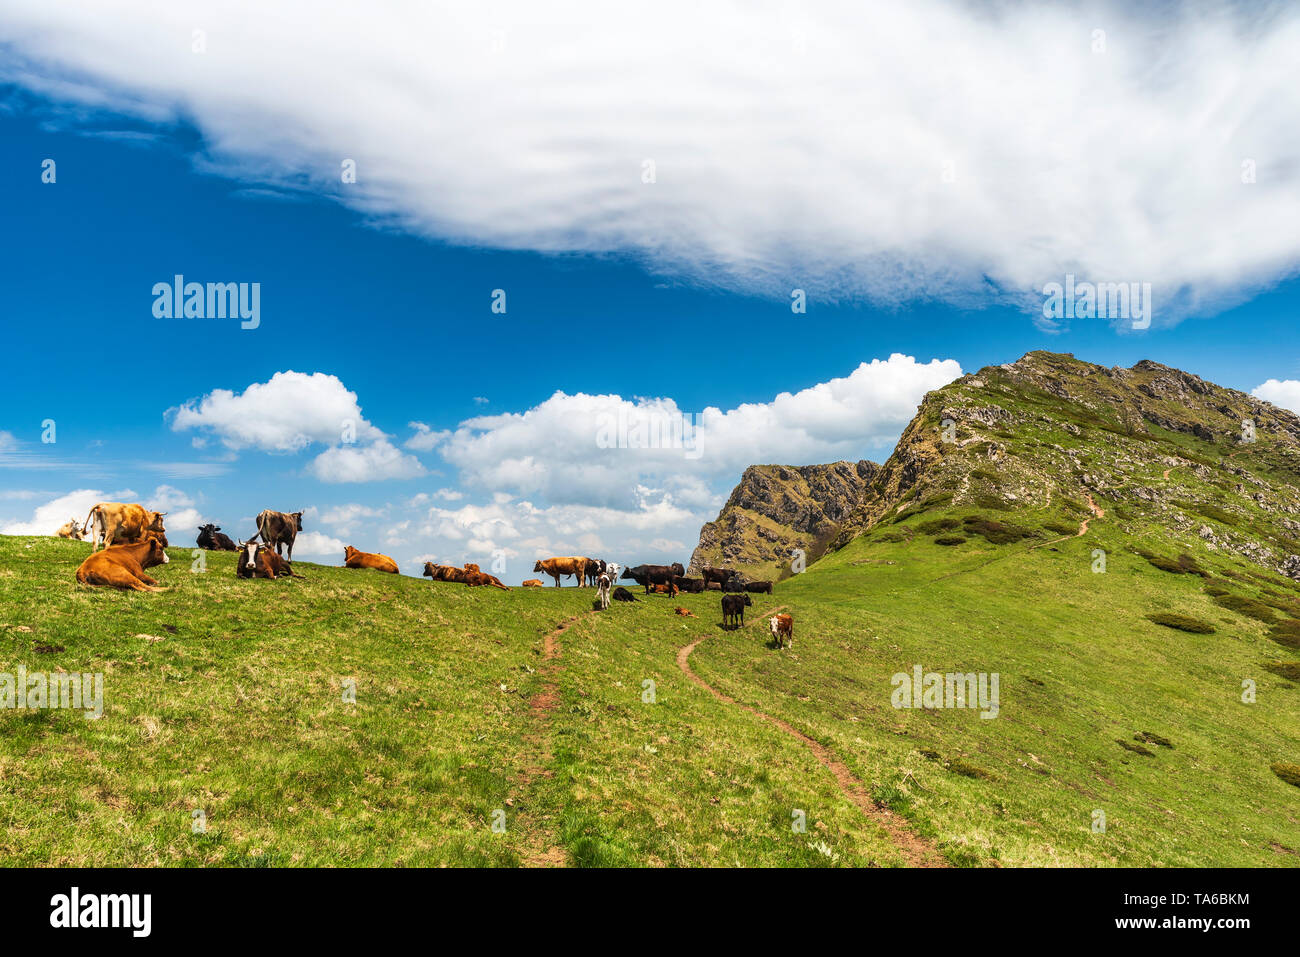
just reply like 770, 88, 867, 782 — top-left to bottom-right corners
596, 573, 612, 610
83, 503, 168, 552
254, 510, 304, 562
621, 563, 685, 595
533, 557, 587, 587
769, 614, 794, 649
721, 593, 752, 630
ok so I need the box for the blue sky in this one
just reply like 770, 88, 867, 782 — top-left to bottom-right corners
2, 2, 1298, 581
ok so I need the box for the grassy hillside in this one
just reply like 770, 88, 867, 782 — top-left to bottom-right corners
2, 522, 1296, 866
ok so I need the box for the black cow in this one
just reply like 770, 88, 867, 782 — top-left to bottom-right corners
622, 562, 685, 595
674, 575, 706, 593
722, 574, 748, 592
721, 593, 752, 630
197, 523, 238, 551
744, 580, 774, 595
584, 557, 606, 587
612, 586, 640, 603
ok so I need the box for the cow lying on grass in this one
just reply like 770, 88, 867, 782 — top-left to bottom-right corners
236, 541, 301, 580
421, 562, 510, 590
75, 539, 169, 592
197, 524, 238, 551
522, 579, 543, 588
612, 587, 639, 603
769, 614, 794, 649
345, 546, 399, 574
56, 519, 84, 540
721, 593, 752, 630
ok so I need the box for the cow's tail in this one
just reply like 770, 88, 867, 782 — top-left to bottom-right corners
82, 505, 101, 547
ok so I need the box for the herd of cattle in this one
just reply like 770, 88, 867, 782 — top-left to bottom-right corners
53, 501, 795, 645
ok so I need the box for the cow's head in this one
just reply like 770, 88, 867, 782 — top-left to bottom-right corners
199, 523, 220, 534
144, 537, 169, 567
671, 562, 685, 577
532, 560, 544, 573
743, 594, 752, 606
292, 511, 304, 531
235, 541, 255, 577
147, 510, 167, 532
344, 546, 358, 561
769, 617, 779, 635
620, 567, 635, 579
422, 562, 435, 578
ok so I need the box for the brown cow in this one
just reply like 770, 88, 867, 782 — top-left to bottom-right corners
464, 570, 510, 590
136, 529, 170, 549
344, 546, 399, 574
83, 502, 167, 552
533, 557, 587, 587
522, 579, 543, 588
255, 510, 304, 561
75, 538, 169, 592
423, 562, 467, 582
55, 519, 84, 540
236, 541, 299, 579
650, 582, 680, 596
769, 614, 794, 649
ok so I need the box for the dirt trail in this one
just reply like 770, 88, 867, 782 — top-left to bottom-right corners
1031, 490, 1104, 550
676, 605, 948, 868
518, 613, 588, 867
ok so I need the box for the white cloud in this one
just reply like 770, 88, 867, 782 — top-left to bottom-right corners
439, 354, 959, 505
2, 2, 1297, 319
319, 503, 383, 533
404, 422, 447, 452
411, 491, 700, 574
308, 439, 425, 483
0, 486, 210, 538
169, 371, 383, 452
168, 371, 424, 483
0, 488, 103, 536
1251, 379, 1300, 413
290, 530, 349, 558
144, 484, 208, 537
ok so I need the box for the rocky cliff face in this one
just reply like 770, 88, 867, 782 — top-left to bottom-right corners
688, 460, 878, 579
829, 351, 1300, 578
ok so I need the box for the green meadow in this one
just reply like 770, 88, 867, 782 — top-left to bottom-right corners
1, 522, 1296, 866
